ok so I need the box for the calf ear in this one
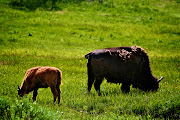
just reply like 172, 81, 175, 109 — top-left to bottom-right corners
158, 76, 164, 83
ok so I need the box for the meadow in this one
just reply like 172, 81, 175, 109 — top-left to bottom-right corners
0, 0, 179, 119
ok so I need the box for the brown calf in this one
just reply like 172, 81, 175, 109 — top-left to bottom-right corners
18, 66, 62, 104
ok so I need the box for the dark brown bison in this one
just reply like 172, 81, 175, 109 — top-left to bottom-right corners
18, 66, 62, 104
85, 46, 163, 96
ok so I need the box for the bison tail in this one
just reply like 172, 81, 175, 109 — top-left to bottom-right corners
85, 53, 91, 59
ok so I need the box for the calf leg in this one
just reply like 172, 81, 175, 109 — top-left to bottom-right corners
56, 85, 61, 104
50, 87, 57, 104
94, 78, 103, 96
33, 89, 38, 101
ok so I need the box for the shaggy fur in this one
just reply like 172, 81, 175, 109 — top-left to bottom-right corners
18, 66, 62, 104
85, 46, 163, 96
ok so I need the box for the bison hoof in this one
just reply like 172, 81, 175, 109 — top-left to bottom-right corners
122, 91, 130, 93
122, 89, 130, 93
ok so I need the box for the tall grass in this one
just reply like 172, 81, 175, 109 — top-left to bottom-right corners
0, 96, 61, 119
0, 0, 179, 119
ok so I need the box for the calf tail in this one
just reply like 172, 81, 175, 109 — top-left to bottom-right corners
57, 70, 62, 85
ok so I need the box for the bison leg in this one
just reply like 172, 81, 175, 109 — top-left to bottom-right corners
121, 82, 130, 93
88, 77, 94, 93
33, 89, 38, 101
56, 85, 61, 104
87, 64, 95, 93
94, 78, 103, 96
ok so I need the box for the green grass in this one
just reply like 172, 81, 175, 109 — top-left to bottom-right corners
0, 0, 180, 119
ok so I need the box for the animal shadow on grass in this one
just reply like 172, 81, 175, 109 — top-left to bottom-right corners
96, 85, 148, 97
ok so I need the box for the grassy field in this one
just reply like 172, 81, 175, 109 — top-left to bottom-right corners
0, 0, 180, 119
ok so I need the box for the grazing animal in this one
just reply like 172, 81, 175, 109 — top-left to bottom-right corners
18, 67, 62, 104
85, 46, 163, 96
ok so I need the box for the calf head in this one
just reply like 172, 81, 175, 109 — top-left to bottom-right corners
18, 86, 24, 97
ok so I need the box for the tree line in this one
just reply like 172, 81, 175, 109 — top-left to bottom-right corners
10, 0, 105, 10
11, 0, 58, 10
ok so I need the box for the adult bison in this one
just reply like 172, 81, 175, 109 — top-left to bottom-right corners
18, 66, 62, 104
85, 46, 163, 96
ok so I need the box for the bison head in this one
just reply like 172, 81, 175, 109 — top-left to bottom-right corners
146, 76, 164, 91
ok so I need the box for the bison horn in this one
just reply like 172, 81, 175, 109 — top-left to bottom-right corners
158, 76, 164, 83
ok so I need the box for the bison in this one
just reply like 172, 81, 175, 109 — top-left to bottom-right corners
18, 66, 62, 104
85, 46, 163, 96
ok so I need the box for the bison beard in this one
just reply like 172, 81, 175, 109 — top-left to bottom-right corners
85, 46, 163, 96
